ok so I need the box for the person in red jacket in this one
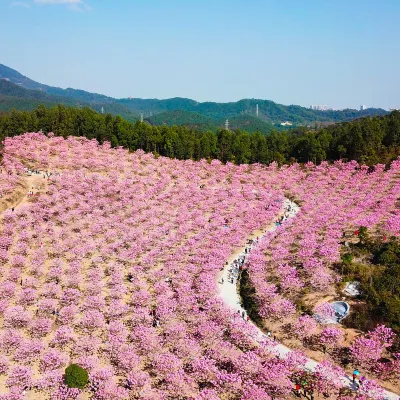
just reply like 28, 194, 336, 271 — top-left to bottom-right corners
295, 383, 301, 397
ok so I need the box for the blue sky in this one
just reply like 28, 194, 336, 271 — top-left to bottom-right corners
1, 0, 399, 109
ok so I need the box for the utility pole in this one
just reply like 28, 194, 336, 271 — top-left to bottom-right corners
140, 113, 143, 122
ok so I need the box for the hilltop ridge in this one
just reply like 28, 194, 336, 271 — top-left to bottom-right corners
0, 63, 389, 132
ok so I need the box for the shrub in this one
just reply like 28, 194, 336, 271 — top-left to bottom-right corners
358, 226, 369, 246
64, 364, 88, 389
341, 253, 353, 266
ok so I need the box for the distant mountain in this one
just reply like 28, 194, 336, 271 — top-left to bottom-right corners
0, 64, 139, 122
146, 111, 276, 133
222, 115, 274, 133
0, 63, 389, 132
0, 78, 75, 103
119, 97, 388, 126
0, 79, 79, 112
146, 110, 217, 131
0, 63, 113, 103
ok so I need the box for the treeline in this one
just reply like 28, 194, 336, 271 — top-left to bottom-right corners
0, 104, 400, 165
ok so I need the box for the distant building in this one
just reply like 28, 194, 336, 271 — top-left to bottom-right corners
280, 121, 293, 126
360, 105, 367, 111
310, 105, 329, 111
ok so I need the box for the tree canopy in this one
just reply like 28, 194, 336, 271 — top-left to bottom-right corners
0, 105, 399, 166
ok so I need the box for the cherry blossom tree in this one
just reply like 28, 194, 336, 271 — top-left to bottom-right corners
0, 132, 398, 398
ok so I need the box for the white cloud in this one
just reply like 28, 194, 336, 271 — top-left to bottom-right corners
33, 0, 91, 11
34, 0, 82, 4
10, 1, 31, 8
68, 1, 91, 11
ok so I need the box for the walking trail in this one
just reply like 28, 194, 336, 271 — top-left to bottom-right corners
218, 199, 399, 400
0, 171, 48, 213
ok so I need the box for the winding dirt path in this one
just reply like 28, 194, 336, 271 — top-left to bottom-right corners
8, 174, 49, 208
1, 172, 49, 213
218, 199, 399, 400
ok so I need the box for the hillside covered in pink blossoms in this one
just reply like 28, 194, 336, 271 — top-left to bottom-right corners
0, 132, 399, 400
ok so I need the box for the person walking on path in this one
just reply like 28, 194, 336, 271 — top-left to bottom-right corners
302, 379, 307, 398
352, 369, 360, 384
295, 383, 301, 397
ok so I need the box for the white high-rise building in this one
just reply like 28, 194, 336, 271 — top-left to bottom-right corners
310, 105, 329, 111
360, 105, 367, 111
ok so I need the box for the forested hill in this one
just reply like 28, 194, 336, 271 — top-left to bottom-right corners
145, 111, 275, 133
0, 75, 140, 123
1, 105, 399, 166
0, 63, 389, 132
128, 97, 387, 125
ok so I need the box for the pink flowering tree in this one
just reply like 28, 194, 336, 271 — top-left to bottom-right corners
319, 326, 345, 353
350, 325, 395, 372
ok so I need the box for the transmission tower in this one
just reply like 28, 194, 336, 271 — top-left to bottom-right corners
140, 113, 143, 122
256, 104, 259, 117
225, 119, 229, 130
101, 106, 104, 114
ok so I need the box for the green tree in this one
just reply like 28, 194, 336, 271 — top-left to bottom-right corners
232, 131, 251, 164
337, 144, 347, 159
64, 364, 89, 389
217, 129, 234, 163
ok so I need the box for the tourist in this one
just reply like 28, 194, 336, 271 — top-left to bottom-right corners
294, 382, 301, 397
352, 369, 360, 383
302, 379, 307, 397
295, 383, 301, 397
